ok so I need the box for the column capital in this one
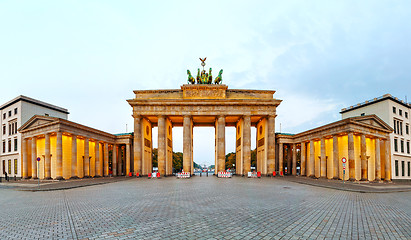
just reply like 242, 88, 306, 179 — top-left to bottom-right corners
132, 113, 141, 119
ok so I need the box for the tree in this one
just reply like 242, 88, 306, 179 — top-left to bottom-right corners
251, 148, 256, 167
225, 152, 236, 169
152, 148, 158, 167
172, 152, 183, 172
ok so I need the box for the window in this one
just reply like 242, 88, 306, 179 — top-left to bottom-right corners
2, 141, 5, 153
401, 140, 404, 153
393, 106, 396, 114
394, 139, 398, 152
401, 161, 405, 176
14, 108, 17, 115
393, 119, 396, 134
8, 160, 11, 174
407, 141, 410, 154
8, 124, 11, 136
407, 124, 410, 135
400, 122, 403, 135
11, 123, 14, 135
408, 162, 410, 176
361, 113, 365, 116
8, 111, 11, 117
2, 125, 5, 135
14, 138, 17, 151
395, 160, 399, 176
399, 109, 403, 116
2, 113, 5, 119
8, 139, 11, 152
45, 113, 49, 116
14, 159, 17, 175
406, 112, 409, 118
15, 122, 17, 134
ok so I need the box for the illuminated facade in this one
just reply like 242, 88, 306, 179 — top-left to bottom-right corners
341, 94, 411, 180
0, 96, 68, 179
276, 115, 393, 181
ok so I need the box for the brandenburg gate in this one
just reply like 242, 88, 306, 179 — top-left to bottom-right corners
127, 61, 282, 176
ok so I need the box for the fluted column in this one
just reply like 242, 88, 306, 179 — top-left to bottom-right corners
216, 115, 226, 173
292, 143, 297, 176
104, 143, 109, 176
22, 138, 28, 179
183, 115, 192, 173
95, 141, 100, 177
320, 138, 326, 178
113, 144, 117, 176
84, 138, 90, 177
348, 132, 355, 181
126, 143, 131, 175
278, 143, 283, 175
56, 132, 63, 180
133, 115, 142, 175
243, 115, 251, 174
31, 137, 37, 179
309, 140, 315, 177
332, 135, 339, 179
44, 134, 51, 179
360, 134, 367, 181
71, 135, 77, 178
375, 138, 381, 181
267, 115, 276, 175
301, 142, 306, 176
118, 146, 122, 176
384, 139, 391, 181
287, 145, 292, 175
158, 116, 166, 176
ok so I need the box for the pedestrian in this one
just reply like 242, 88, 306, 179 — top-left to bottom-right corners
5, 172, 8, 182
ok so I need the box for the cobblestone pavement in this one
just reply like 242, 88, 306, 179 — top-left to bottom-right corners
0, 177, 410, 240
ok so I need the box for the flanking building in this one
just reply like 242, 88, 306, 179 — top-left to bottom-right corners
340, 94, 411, 180
0, 96, 69, 179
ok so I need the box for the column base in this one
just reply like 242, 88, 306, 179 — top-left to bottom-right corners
348, 178, 356, 181
360, 178, 369, 182
55, 176, 64, 180
332, 177, 339, 180
70, 176, 79, 179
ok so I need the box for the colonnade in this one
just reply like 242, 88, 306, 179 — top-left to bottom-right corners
133, 114, 276, 176
21, 132, 131, 180
278, 133, 391, 181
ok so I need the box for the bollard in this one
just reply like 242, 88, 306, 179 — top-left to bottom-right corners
273, 171, 276, 177
136, 172, 139, 178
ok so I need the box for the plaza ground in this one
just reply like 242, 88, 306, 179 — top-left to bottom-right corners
0, 177, 410, 239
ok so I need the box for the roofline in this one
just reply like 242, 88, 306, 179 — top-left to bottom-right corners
0, 95, 69, 114
340, 94, 410, 114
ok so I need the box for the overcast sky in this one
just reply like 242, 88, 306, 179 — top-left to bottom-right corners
1, 1, 410, 166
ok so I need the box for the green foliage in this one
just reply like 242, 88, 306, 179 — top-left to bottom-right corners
225, 152, 236, 169
208, 165, 215, 170
152, 148, 158, 167
251, 148, 256, 167
172, 152, 183, 172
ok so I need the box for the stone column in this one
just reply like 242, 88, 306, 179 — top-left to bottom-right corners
301, 142, 306, 176
348, 132, 355, 181
320, 138, 326, 178
126, 143, 131, 175
22, 138, 28, 179
360, 134, 367, 181
95, 141, 100, 177
332, 135, 339, 179
292, 143, 297, 176
278, 143, 283, 175
287, 145, 292, 175
113, 144, 117, 176
84, 138, 90, 177
267, 115, 276, 175
183, 115, 192, 173
104, 143, 109, 176
375, 138, 381, 181
56, 132, 63, 180
309, 140, 315, 177
71, 135, 77, 179
77, 138, 83, 178
157, 116, 166, 176
44, 134, 51, 179
384, 139, 391, 181
216, 115, 226, 173
31, 137, 37, 179
118, 146, 122, 176
243, 115, 251, 174
133, 115, 142, 175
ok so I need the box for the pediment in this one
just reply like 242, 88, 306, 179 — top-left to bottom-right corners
351, 115, 392, 131
19, 115, 58, 132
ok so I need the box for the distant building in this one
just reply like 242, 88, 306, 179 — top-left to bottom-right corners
341, 94, 411, 180
0, 96, 69, 179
